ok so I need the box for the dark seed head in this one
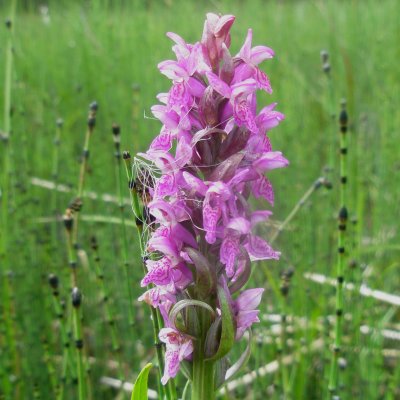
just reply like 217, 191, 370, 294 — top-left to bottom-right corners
112, 123, 120, 136
90, 236, 98, 250
87, 116, 96, 128
5, 19, 12, 29
48, 274, 59, 289
123, 151, 131, 160
69, 197, 83, 212
71, 287, 82, 308
322, 62, 331, 73
63, 209, 73, 231
320, 50, 329, 63
56, 118, 64, 128
89, 101, 98, 112
320, 177, 333, 190
338, 206, 348, 222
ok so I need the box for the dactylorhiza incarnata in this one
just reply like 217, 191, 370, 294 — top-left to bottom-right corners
135, 13, 289, 386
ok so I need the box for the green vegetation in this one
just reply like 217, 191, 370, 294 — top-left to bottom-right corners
0, 0, 399, 399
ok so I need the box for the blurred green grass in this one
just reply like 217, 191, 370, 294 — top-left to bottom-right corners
0, 0, 399, 399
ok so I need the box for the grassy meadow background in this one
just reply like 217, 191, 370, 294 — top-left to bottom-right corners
0, 0, 399, 398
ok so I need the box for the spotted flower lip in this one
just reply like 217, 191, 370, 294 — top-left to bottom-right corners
136, 12, 288, 385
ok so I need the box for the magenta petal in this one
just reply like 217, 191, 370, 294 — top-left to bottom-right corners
250, 210, 273, 227
236, 309, 260, 339
214, 14, 235, 38
226, 217, 251, 234
150, 131, 173, 152
141, 257, 173, 287
252, 151, 289, 173
236, 288, 264, 311
245, 235, 280, 261
182, 171, 208, 195
206, 71, 232, 98
250, 45, 275, 64
220, 235, 241, 278
238, 28, 252, 61
203, 204, 220, 244
154, 174, 177, 199
161, 349, 180, 385
158, 60, 188, 81
252, 176, 275, 205
231, 78, 258, 98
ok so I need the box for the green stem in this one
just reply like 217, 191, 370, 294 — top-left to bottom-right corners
114, 140, 135, 327
191, 336, 215, 400
91, 242, 124, 380
191, 308, 215, 400
1, 2, 18, 397
72, 299, 85, 400
328, 102, 349, 398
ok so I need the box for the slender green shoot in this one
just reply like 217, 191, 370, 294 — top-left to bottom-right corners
328, 101, 349, 397
111, 124, 135, 327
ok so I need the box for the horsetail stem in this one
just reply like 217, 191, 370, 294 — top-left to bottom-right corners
278, 267, 295, 399
112, 124, 135, 327
41, 336, 59, 398
48, 274, 76, 399
71, 287, 85, 400
1, 2, 18, 396
62, 211, 87, 399
328, 101, 349, 397
131, 84, 140, 151
89, 236, 124, 381
72, 102, 98, 250
51, 118, 64, 246
321, 50, 336, 170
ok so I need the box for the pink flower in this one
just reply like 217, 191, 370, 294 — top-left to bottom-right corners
135, 13, 288, 386
159, 328, 194, 384
234, 288, 264, 339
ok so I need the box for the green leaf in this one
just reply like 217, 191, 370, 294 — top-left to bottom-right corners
225, 329, 252, 381
169, 299, 216, 335
185, 247, 216, 297
206, 284, 235, 361
131, 363, 152, 400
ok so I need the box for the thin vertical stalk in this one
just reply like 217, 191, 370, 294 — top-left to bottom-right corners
191, 309, 215, 400
48, 274, 76, 399
41, 337, 58, 398
328, 101, 349, 398
72, 103, 98, 250
71, 288, 85, 400
278, 269, 294, 400
63, 211, 87, 400
0, 2, 18, 397
51, 118, 64, 245
111, 124, 135, 327
90, 236, 124, 381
